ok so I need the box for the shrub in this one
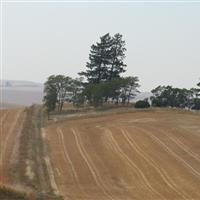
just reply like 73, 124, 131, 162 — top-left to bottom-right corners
135, 99, 150, 108
191, 98, 200, 110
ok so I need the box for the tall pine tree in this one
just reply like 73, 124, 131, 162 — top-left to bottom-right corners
79, 33, 112, 83
79, 33, 126, 83
108, 33, 126, 80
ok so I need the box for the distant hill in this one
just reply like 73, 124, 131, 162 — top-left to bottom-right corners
0, 80, 44, 109
131, 92, 152, 102
0, 80, 43, 87
0, 80, 152, 109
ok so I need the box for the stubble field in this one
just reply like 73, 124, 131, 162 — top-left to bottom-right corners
0, 108, 25, 185
45, 109, 200, 200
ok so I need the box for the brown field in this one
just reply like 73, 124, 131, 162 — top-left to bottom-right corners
1, 107, 200, 200
0, 106, 58, 200
0, 108, 34, 200
0, 108, 25, 184
45, 109, 200, 200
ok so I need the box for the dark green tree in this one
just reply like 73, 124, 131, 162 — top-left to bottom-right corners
190, 81, 200, 110
43, 85, 57, 118
120, 76, 140, 104
197, 81, 200, 96
151, 86, 194, 108
108, 33, 127, 80
79, 33, 127, 84
70, 78, 84, 107
151, 86, 168, 107
135, 99, 150, 108
79, 33, 112, 83
43, 75, 73, 113
82, 83, 105, 107
192, 98, 200, 110
82, 77, 139, 106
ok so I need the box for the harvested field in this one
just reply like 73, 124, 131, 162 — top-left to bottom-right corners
45, 109, 200, 200
0, 106, 62, 200
0, 108, 25, 184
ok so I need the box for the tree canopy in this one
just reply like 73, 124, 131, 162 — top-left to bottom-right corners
43, 75, 76, 113
43, 32, 200, 115
151, 82, 200, 110
43, 33, 140, 113
79, 33, 126, 83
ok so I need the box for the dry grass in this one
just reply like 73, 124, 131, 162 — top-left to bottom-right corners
0, 106, 63, 200
0, 183, 33, 200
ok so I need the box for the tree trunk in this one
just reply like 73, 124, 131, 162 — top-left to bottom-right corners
60, 101, 64, 112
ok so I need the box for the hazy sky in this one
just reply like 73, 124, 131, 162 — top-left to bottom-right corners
2, 1, 200, 91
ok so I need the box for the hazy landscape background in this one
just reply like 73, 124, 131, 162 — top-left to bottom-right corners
0, 80, 151, 109
1, 2, 199, 108
0, 80, 43, 108
3, 3, 200, 92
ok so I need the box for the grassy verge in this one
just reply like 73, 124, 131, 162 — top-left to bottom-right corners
0, 184, 33, 200
15, 105, 63, 200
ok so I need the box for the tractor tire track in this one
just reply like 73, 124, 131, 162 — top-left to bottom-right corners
104, 128, 164, 200
0, 110, 9, 126
57, 127, 80, 185
180, 126, 200, 139
120, 127, 191, 200
136, 126, 200, 179
71, 128, 114, 200
160, 128, 200, 163
0, 110, 9, 169
0, 110, 22, 167
0, 110, 10, 182
10, 111, 26, 167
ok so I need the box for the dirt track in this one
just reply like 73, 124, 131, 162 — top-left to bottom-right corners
45, 109, 200, 200
0, 108, 25, 184
0, 106, 62, 200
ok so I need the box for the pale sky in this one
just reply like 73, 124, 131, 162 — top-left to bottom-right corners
1, 1, 200, 91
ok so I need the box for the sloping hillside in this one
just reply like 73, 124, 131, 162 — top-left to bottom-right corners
45, 109, 200, 200
1, 106, 200, 200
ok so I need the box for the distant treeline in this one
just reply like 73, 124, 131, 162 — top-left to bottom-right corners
43, 33, 200, 114
151, 84, 200, 110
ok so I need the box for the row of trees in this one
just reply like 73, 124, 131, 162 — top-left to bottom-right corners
150, 82, 200, 110
82, 76, 139, 106
43, 33, 140, 113
43, 32, 200, 113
